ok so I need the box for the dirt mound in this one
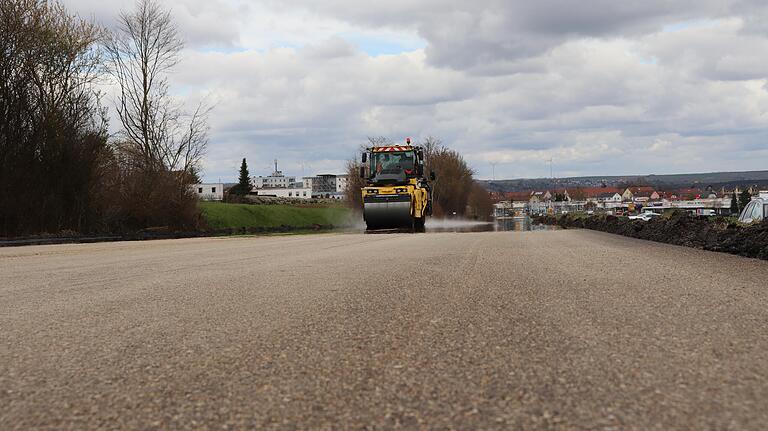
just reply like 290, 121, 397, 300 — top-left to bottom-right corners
534, 212, 768, 260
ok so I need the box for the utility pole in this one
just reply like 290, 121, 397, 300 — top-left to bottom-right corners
547, 157, 553, 179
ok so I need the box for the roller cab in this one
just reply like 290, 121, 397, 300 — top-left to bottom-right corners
360, 139, 434, 232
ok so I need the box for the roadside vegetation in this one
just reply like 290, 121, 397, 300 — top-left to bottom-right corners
0, 0, 109, 236
200, 202, 353, 232
0, 0, 207, 238
345, 136, 493, 220
535, 211, 768, 261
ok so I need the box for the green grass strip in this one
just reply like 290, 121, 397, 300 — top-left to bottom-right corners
199, 202, 354, 230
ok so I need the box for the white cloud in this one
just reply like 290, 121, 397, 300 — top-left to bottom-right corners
63, 0, 768, 181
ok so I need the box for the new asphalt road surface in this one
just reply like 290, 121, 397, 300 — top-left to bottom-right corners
2, 230, 768, 429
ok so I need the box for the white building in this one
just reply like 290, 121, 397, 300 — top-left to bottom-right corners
251, 162, 350, 200
493, 201, 514, 218
191, 183, 224, 201
251, 160, 298, 189
303, 174, 349, 199
335, 174, 349, 193
252, 187, 313, 199
643, 198, 732, 215
252, 172, 297, 189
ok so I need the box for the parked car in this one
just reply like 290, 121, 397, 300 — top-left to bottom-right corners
643, 213, 660, 221
629, 213, 654, 222
627, 211, 661, 222
738, 194, 768, 224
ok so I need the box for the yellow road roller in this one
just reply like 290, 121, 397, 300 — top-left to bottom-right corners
359, 139, 434, 231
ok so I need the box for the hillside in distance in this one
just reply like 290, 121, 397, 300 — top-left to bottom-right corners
480, 170, 768, 193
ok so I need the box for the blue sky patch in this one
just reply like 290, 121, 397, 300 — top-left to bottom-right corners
340, 32, 426, 56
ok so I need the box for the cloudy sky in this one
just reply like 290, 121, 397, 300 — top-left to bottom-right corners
67, 0, 768, 181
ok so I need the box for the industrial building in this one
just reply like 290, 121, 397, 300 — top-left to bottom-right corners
249, 160, 349, 199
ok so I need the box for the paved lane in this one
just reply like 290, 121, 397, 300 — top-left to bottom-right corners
1, 230, 768, 429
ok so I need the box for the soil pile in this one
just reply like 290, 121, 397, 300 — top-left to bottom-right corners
534, 212, 768, 260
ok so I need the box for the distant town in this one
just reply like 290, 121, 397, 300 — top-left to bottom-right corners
485, 170, 768, 218
191, 160, 349, 201
491, 185, 760, 218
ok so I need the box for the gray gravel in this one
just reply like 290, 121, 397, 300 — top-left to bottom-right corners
1, 230, 768, 430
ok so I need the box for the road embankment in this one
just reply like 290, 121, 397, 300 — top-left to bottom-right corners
534, 211, 768, 260
0, 203, 356, 247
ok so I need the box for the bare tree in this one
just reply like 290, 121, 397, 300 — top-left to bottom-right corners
105, 0, 208, 177
420, 136, 475, 217
344, 137, 396, 210
366, 136, 392, 147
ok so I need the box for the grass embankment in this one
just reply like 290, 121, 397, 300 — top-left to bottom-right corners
199, 202, 354, 232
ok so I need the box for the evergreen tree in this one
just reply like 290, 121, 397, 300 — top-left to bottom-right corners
739, 189, 753, 212
731, 193, 740, 214
235, 158, 250, 195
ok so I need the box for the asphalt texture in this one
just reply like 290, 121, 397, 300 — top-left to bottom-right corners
2, 230, 768, 430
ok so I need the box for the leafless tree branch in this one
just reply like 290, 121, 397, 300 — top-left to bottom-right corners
105, 0, 206, 179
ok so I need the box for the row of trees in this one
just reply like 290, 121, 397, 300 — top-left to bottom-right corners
0, 0, 108, 235
345, 137, 493, 220
0, 0, 208, 236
